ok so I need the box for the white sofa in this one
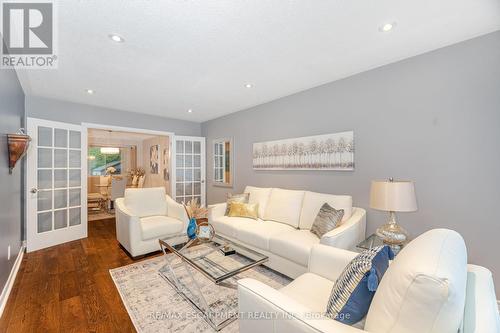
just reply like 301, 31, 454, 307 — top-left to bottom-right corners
209, 186, 366, 278
238, 229, 500, 333
115, 187, 188, 257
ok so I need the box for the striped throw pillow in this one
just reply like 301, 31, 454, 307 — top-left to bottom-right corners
326, 246, 394, 325
310, 203, 344, 237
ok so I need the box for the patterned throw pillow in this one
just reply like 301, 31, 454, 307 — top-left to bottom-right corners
225, 193, 250, 216
227, 202, 259, 220
326, 246, 394, 325
310, 203, 344, 238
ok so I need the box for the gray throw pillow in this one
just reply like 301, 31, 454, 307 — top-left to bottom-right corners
310, 203, 344, 238
225, 193, 250, 215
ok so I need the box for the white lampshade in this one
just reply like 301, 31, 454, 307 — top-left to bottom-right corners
370, 180, 417, 212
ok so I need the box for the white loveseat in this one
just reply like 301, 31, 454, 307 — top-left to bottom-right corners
238, 229, 500, 333
115, 187, 188, 257
209, 186, 366, 278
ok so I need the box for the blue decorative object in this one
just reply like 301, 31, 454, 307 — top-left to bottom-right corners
187, 218, 197, 239
326, 245, 394, 325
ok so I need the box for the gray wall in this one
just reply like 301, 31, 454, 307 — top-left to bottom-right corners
0, 45, 25, 293
202, 31, 500, 297
26, 96, 201, 136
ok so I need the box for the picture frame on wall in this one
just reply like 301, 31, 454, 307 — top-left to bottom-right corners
252, 131, 354, 170
150, 144, 159, 174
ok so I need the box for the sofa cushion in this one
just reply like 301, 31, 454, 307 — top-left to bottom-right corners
236, 220, 295, 250
263, 188, 305, 228
269, 230, 320, 266
365, 229, 468, 333
139, 215, 184, 240
124, 187, 168, 218
280, 272, 334, 313
244, 186, 272, 218
210, 216, 255, 239
299, 191, 352, 230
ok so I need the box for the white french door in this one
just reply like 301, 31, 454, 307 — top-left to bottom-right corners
172, 136, 206, 206
26, 118, 87, 252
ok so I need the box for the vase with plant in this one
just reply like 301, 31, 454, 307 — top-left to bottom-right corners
183, 198, 208, 239
128, 168, 145, 187
129, 167, 145, 177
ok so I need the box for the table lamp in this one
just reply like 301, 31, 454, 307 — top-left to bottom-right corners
370, 178, 417, 245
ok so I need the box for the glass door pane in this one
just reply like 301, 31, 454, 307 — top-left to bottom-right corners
36, 126, 83, 233
174, 137, 205, 206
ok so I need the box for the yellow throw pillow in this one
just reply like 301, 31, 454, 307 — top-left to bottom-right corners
228, 202, 259, 220
225, 193, 250, 215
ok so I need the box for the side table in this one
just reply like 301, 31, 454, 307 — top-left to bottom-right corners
356, 233, 408, 256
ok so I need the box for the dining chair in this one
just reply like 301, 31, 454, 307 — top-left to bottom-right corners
110, 177, 128, 210
99, 176, 110, 197
137, 175, 145, 188
131, 175, 138, 187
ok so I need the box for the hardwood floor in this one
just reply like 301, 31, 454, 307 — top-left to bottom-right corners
0, 218, 160, 332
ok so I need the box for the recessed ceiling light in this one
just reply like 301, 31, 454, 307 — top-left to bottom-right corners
85, 89, 94, 95
380, 22, 396, 32
245, 83, 253, 88
187, 109, 193, 113
109, 34, 125, 43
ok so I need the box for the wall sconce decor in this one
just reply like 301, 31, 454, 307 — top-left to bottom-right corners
7, 128, 31, 174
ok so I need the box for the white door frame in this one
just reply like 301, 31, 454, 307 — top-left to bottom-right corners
82, 123, 176, 196
172, 135, 206, 206
26, 117, 88, 252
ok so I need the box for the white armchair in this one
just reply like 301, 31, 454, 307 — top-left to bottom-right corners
238, 229, 500, 333
115, 187, 188, 257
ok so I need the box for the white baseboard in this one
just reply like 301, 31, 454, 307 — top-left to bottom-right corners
0, 244, 25, 319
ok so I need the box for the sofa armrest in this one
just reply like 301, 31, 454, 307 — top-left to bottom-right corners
208, 202, 227, 221
462, 264, 500, 333
320, 207, 366, 251
238, 278, 367, 333
115, 198, 142, 256
308, 244, 357, 281
166, 195, 189, 229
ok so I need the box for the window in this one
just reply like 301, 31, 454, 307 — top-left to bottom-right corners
88, 147, 122, 176
213, 142, 225, 182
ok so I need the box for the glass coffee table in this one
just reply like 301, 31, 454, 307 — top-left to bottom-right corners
158, 233, 268, 331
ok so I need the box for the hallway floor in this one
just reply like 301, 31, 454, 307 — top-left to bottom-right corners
0, 219, 159, 332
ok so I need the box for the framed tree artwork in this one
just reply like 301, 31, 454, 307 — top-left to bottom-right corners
252, 131, 354, 170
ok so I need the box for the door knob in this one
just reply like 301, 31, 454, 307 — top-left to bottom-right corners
31, 188, 38, 194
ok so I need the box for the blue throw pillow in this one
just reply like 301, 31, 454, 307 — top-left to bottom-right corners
326, 246, 394, 325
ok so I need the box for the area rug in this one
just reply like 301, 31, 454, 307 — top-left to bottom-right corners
110, 252, 291, 332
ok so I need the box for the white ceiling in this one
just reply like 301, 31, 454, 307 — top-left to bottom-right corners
16, 0, 500, 122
